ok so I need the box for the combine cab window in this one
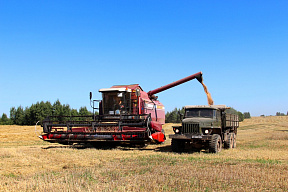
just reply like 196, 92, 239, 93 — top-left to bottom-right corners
185, 108, 214, 118
102, 92, 131, 115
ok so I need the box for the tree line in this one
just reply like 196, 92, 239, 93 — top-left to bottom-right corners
0, 100, 94, 125
1, 100, 276, 125
276, 112, 288, 116
165, 107, 251, 123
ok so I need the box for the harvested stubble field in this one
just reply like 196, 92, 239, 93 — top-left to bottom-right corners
0, 116, 288, 191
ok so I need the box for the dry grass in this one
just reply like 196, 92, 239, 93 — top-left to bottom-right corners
0, 117, 288, 191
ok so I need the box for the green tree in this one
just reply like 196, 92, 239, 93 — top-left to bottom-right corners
79, 106, 91, 116
165, 108, 177, 123
237, 112, 244, 122
226, 107, 244, 122
226, 107, 238, 115
14, 106, 25, 125
0, 113, 11, 125
71, 109, 79, 116
165, 111, 171, 123
79, 106, 93, 121
25, 101, 53, 125
23, 107, 31, 125
52, 100, 65, 122
243, 112, 251, 119
63, 104, 72, 116
10, 107, 16, 124
165, 107, 184, 123
53, 100, 63, 116
276, 112, 285, 116
39, 101, 53, 119
71, 109, 79, 121
8, 99, 95, 125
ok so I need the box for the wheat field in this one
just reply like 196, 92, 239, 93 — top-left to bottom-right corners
0, 116, 288, 191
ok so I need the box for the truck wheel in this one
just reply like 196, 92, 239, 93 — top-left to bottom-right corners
232, 133, 236, 148
209, 134, 222, 153
171, 139, 185, 152
225, 133, 233, 149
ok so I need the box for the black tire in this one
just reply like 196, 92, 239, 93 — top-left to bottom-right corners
232, 133, 236, 148
225, 133, 233, 149
146, 117, 152, 138
209, 134, 222, 153
171, 139, 185, 152
161, 129, 166, 141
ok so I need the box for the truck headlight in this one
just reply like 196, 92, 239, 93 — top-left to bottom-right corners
173, 127, 181, 134
203, 129, 212, 135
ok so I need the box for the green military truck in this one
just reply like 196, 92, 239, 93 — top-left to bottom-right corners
169, 105, 239, 153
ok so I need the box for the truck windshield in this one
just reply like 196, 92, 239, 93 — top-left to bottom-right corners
185, 108, 214, 118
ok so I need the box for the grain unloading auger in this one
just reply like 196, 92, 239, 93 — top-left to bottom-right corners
39, 72, 203, 146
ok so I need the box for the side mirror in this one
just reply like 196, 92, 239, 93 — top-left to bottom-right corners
178, 111, 184, 120
90, 92, 92, 100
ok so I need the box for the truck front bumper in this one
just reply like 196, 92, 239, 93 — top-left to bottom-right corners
169, 134, 212, 141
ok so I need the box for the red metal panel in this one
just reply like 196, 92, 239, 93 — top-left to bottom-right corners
150, 121, 163, 132
151, 132, 165, 143
111, 84, 143, 91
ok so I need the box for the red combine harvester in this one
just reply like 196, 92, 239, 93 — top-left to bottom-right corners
40, 72, 203, 146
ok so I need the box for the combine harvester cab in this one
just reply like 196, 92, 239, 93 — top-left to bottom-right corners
40, 72, 203, 146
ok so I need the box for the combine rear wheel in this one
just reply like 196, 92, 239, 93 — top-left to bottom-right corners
171, 139, 185, 152
209, 134, 222, 153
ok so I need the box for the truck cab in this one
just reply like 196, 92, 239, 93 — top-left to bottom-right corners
169, 105, 239, 153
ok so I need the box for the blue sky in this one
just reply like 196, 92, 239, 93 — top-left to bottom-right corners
0, 0, 287, 117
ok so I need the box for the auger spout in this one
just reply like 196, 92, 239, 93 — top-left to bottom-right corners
147, 71, 203, 98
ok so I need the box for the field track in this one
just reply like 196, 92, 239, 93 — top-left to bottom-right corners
0, 116, 288, 191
